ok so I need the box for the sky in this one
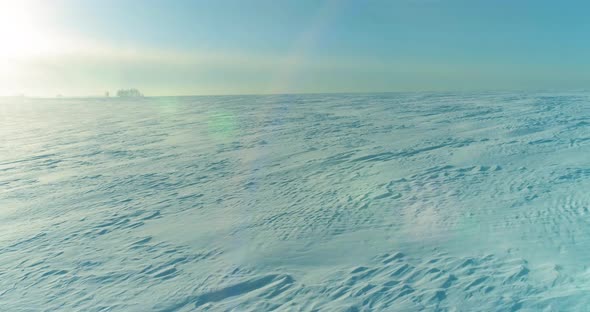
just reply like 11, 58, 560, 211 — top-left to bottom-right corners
2, 0, 590, 96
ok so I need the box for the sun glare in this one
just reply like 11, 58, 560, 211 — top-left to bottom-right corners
0, 1, 56, 59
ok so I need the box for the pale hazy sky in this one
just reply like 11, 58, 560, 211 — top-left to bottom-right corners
3, 0, 590, 97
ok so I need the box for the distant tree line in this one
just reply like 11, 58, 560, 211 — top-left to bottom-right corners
116, 89, 143, 97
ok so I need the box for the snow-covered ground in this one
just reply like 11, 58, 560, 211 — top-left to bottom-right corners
2, 92, 590, 311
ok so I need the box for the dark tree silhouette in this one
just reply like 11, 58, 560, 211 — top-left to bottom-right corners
116, 89, 143, 97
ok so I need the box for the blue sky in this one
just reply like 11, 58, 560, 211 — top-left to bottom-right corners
2, 0, 590, 96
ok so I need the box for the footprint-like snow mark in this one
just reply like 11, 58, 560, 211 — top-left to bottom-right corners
568, 136, 590, 147
507, 126, 545, 137
351, 139, 475, 163
180, 251, 589, 311
0, 153, 59, 167
193, 274, 295, 308
5, 232, 47, 251
459, 107, 503, 120
320, 150, 359, 166
554, 168, 590, 183
527, 138, 556, 145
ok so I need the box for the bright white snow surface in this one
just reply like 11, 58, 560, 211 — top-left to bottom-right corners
2, 92, 590, 311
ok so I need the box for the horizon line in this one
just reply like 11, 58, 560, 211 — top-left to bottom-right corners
4, 88, 590, 100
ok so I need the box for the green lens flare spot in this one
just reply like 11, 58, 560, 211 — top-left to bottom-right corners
155, 97, 181, 116
207, 110, 237, 139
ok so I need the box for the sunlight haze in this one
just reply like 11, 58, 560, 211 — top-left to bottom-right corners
3, 0, 590, 96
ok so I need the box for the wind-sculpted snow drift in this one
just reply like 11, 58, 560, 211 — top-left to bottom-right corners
1, 92, 590, 311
